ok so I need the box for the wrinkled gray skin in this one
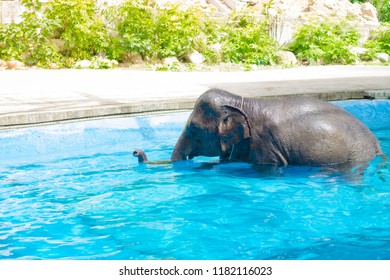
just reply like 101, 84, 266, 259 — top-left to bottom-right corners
169, 89, 383, 167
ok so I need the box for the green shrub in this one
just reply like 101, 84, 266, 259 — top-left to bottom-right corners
0, 0, 114, 66
374, 0, 390, 22
219, 10, 279, 65
0, 23, 27, 61
0, 0, 61, 67
289, 19, 360, 65
154, 4, 207, 59
112, 0, 155, 59
364, 22, 390, 56
113, 0, 210, 60
45, 0, 112, 60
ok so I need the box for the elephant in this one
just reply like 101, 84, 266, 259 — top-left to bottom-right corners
135, 88, 384, 168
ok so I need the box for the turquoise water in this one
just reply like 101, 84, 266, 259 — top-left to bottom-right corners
0, 100, 389, 260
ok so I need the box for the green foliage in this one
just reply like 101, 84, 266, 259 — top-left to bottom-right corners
112, 0, 209, 60
289, 19, 360, 65
219, 10, 279, 65
45, 0, 111, 60
0, 23, 26, 61
0, 0, 61, 67
0, 0, 114, 67
364, 22, 390, 56
154, 5, 206, 59
111, 3, 277, 65
374, 0, 390, 22
112, 0, 155, 58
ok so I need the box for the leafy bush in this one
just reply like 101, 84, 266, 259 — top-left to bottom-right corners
0, 22, 27, 61
154, 4, 207, 59
0, 0, 61, 67
112, 0, 209, 60
364, 22, 390, 56
0, 0, 114, 66
45, 0, 112, 60
289, 19, 360, 65
111, 0, 155, 58
374, 0, 390, 22
217, 10, 279, 65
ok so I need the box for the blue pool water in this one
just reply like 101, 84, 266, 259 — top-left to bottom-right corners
0, 100, 389, 260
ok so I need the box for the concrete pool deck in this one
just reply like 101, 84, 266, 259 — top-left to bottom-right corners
1, 65, 390, 129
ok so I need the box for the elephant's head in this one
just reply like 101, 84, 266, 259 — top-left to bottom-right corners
171, 89, 252, 161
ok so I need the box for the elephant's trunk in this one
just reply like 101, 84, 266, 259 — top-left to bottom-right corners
133, 149, 148, 163
171, 131, 192, 161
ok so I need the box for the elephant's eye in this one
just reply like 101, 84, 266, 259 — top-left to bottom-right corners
187, 124, 201, 139
222, 115, 230, 124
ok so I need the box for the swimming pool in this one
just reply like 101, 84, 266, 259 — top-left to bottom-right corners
0, 100, 389, 260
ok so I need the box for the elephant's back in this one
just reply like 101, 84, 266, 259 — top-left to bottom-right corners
263, 97, 382, 165
259, 96, 347, 123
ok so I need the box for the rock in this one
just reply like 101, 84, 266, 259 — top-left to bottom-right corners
277, 50, 297, 65
210, 43, 222, 52
223, 0, 246, 10
162, 57, 180, 66
110, 59, 119, 67
267, 7, 278, 17
185, 50, 205, 65
123, 53, 144, 64
51, 39, 65, 53
0, 59, 7, 68
376, 53, 390, 63
361, 3, 378, 22
75, 59, 92, 69
91, 57, 119, 69
6, 60, 24, 69
49, 63, 60, 69
253, 0, 379, 25
349, 47, 367, 56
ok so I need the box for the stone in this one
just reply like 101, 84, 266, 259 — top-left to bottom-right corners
0, 59, 7, 68
349, 47, 367, 56
267, 7, 278, 17
185, 50, 205, 65
210, 43, 223, 55
361, 2, 378, 22
376, 53, 390, 63
162, 57, 180, 66
6, 60, 24, 69
223, 0, 246, 10
75, 60, 92, 69
49, 63, 60, 69
277, 50, 297, 65
123, 53, 144, 64
253, 0, 379, 25
208, 43, 223, 61
110, 59, 119, 67
51, 39, 65, 53
90, 57, 119, 69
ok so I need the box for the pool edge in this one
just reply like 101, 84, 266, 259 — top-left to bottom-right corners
1, 67, 390, 130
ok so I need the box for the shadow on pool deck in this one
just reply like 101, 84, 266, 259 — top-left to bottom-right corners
0, 66, 390, 129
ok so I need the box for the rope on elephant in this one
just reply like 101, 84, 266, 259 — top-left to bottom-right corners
229, 144, 235, 161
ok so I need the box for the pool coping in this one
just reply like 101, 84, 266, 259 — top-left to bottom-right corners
1, 66, 390, 129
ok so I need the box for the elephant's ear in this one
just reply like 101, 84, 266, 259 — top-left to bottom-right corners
218, 105, 251, 152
